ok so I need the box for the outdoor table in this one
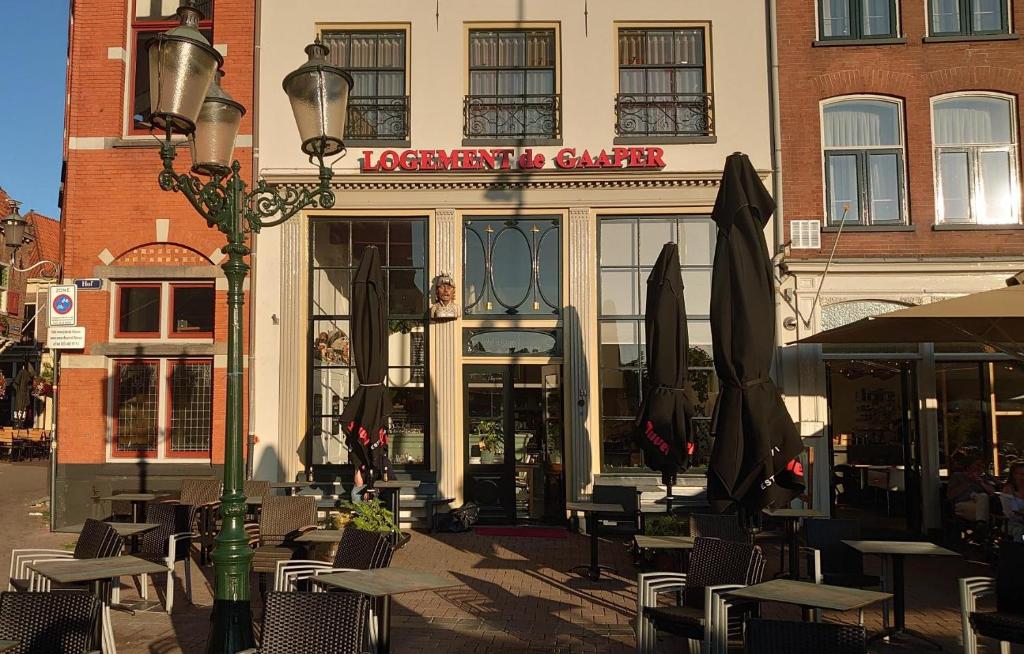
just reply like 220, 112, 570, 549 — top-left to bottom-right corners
373, 480, 421, 523
313, 567, 460, 654
566, 501, 624, 580
0, 641, 18, 653
245, 496, 262, 506
843, 539, 959, 650
295, 529, 345, 543
27, 555, 168, 654
762, 507, 826, 580
271, 481, 344, 497
99, 493, 166, 523
725, 578, 891, 622
56, 521, 160, 554
633, 535, 696, 572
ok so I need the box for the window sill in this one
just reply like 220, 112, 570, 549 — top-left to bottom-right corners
345, 139, 411, 149
93, 342, 223, 356
613, 135, 717, 145
821, 224, 916, 232
812, 37, 907, 47
932, 223, 1024, 231
462, 137, 562, 147
112, 137, 186, 149
923, 33, 1020, 43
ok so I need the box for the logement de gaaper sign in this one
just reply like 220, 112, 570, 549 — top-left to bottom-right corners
360, 146, 666, 173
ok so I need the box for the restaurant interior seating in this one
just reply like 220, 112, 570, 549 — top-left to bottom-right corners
8, 518, 122, 592
743, 618, 867, 653
0, 590, 101, 654
960, 542, 1024, 654
237, 591, 369, 654
134, 502, 194, 613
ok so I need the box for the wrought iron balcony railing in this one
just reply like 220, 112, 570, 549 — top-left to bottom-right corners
463, 94, 560, 141
614, 93, 714, 138
344, 96, 410, 142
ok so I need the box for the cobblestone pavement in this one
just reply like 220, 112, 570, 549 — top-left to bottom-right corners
0, 462, 1007, 653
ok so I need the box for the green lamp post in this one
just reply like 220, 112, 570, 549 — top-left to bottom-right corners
147, 3, 352, 651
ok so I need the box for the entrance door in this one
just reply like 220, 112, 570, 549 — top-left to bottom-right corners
464, 364, 565, 523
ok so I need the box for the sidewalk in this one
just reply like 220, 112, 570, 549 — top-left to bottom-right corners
0, 462, 992, 653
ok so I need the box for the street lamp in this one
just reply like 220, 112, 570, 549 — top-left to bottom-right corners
0, 209, 59, 278
149, 2, 352, 651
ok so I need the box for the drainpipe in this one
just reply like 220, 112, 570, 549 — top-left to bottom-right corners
766, 0, 785, 276
245, 0, 262, 480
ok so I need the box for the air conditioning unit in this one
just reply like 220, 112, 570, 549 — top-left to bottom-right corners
790, 220, 822, 250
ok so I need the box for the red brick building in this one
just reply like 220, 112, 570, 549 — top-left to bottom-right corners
56, 0, 254, 524
775, 0, 1024, 534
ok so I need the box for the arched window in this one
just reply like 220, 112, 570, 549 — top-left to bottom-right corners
933, 94, 1019, 225
822, 98, 906, 225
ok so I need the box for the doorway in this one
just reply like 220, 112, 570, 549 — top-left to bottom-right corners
463, 364, 565, 524
826, 359, 922, 535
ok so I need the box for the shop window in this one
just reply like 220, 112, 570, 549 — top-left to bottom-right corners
168, 360, 213, 457
309, 217, 429, 467
465, 29, 559, 141
113, 360, 160, 457
130, 0, 213, 134
463, 217, 560, 317
171, 284, 215, 336
321, 29, 409, 142
929, 0, 1009, 36
615, 27, 713, 138
22, 303, 36, 344
597, 215, 717, 472
819, 0, 899, 40
822, 98, 906, 226
933, 94, 1019, 225
117, 284, 161, 336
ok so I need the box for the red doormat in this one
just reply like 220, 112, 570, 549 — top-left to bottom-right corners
475, 526, 568, 539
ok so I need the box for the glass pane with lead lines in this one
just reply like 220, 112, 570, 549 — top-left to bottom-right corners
169, 361, 212, 452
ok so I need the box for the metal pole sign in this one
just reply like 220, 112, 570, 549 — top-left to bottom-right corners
48, 284, 77, 327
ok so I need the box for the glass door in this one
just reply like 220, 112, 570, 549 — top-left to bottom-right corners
464, 364, 564, 523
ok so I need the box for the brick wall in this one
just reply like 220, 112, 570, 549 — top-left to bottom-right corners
777, 0, 1024, 259
60, 0, 255, 466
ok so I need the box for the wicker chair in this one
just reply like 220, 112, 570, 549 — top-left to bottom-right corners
743, 618, 867, 654
251, 496, 318, 596
177, 478, 222, 564
9, 518, 122, 592
133, 502, 194, 613
637, 536, 766, 654
960, 542, 1024, 654
0, 591, 102, 654
691, 513, 753, 544
244, 479, 271, 522
274, 526, 395, 592
237, 591, 368, 654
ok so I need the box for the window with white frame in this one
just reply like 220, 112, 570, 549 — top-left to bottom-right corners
112, 358, 212, 459
822, 98, 906, 225
933, 94, 1020, 225
929, 0, 1009, 36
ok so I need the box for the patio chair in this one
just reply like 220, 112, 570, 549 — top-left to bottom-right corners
637, 536, 766, 654
691, 513, 752, 544
0, 590, 101, 654
593, 484, 640, 535
134, 502, 194, 613
244, 479, 271, 522
743, 618, 867, 654
250, 495, 318, 598
237, 591, 368, 654
800, 518, 883, 624
960, 542, 1024, 654
274, 526, 395, 592
176, 478, 222, 565
8, 518, 122, 592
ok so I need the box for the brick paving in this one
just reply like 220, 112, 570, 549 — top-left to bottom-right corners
0, 461, 1005, 652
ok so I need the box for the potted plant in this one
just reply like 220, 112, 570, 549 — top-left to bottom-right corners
339, 498, 409, 549
640, 514, 690, 571
474, 420, 502, 464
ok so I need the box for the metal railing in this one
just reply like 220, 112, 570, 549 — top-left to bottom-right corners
614, 93, 714, 137
344, 96, 410, 142
463, 94, 560, 140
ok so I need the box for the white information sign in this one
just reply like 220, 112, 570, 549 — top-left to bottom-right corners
48, 326, 86, 350
48, 284, 78, 327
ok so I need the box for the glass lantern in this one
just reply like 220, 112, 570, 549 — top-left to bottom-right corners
282, 40, 353, 159
191, 71, 246, 176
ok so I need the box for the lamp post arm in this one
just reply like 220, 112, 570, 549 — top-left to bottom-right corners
10, 259, 60, 279
158, 141, 232, 228
245, 163, 335, 231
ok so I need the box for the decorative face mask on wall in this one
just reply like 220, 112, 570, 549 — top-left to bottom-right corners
430, 273, 460, 320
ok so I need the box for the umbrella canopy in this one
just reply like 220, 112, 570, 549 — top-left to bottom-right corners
795, 283, 1024, 358
340, 245, 392, 483
634, 243, 693, 482
12, 363, 33, 414
707, 153, 804, 513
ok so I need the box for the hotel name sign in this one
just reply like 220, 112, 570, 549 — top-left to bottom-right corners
360, 146, 666, 173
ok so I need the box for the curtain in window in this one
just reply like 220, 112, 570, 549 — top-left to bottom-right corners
823, 100, 901, 147
934, 97, 1012, 145
822, 0, 852, 37
469, 31, 554, 96
931, 0, 962, 33
828, 154, 860, 221
862, 0, 893, 35
973, 0, 1003, 31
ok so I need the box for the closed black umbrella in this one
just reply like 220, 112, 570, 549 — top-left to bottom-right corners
707, 153, 804, 513
340, 245, 392, 485
634, 243, 693, 501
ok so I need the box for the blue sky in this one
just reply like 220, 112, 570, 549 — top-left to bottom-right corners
0, 1, 69, 218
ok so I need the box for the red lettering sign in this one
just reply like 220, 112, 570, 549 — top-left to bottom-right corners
360, 147, 666, 173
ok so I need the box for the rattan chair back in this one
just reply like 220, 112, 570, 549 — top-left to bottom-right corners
73, 518, 122, 560
141, 501, 192, 560
244, 480, 271, 499
332, 527, 394, 570
0, 590, 100, 654
258, 591, 369, 654
260, 496, 317, 547
684, 536, 765, 609
690, 513, 751, 543
180, 478, 222, 507
744, 618, 867, 653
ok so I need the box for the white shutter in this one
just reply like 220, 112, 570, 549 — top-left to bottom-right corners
790, 220, 822, 250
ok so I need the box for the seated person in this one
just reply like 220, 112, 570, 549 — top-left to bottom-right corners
947, 455, 996, 523
1000, 461, 1024, 542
